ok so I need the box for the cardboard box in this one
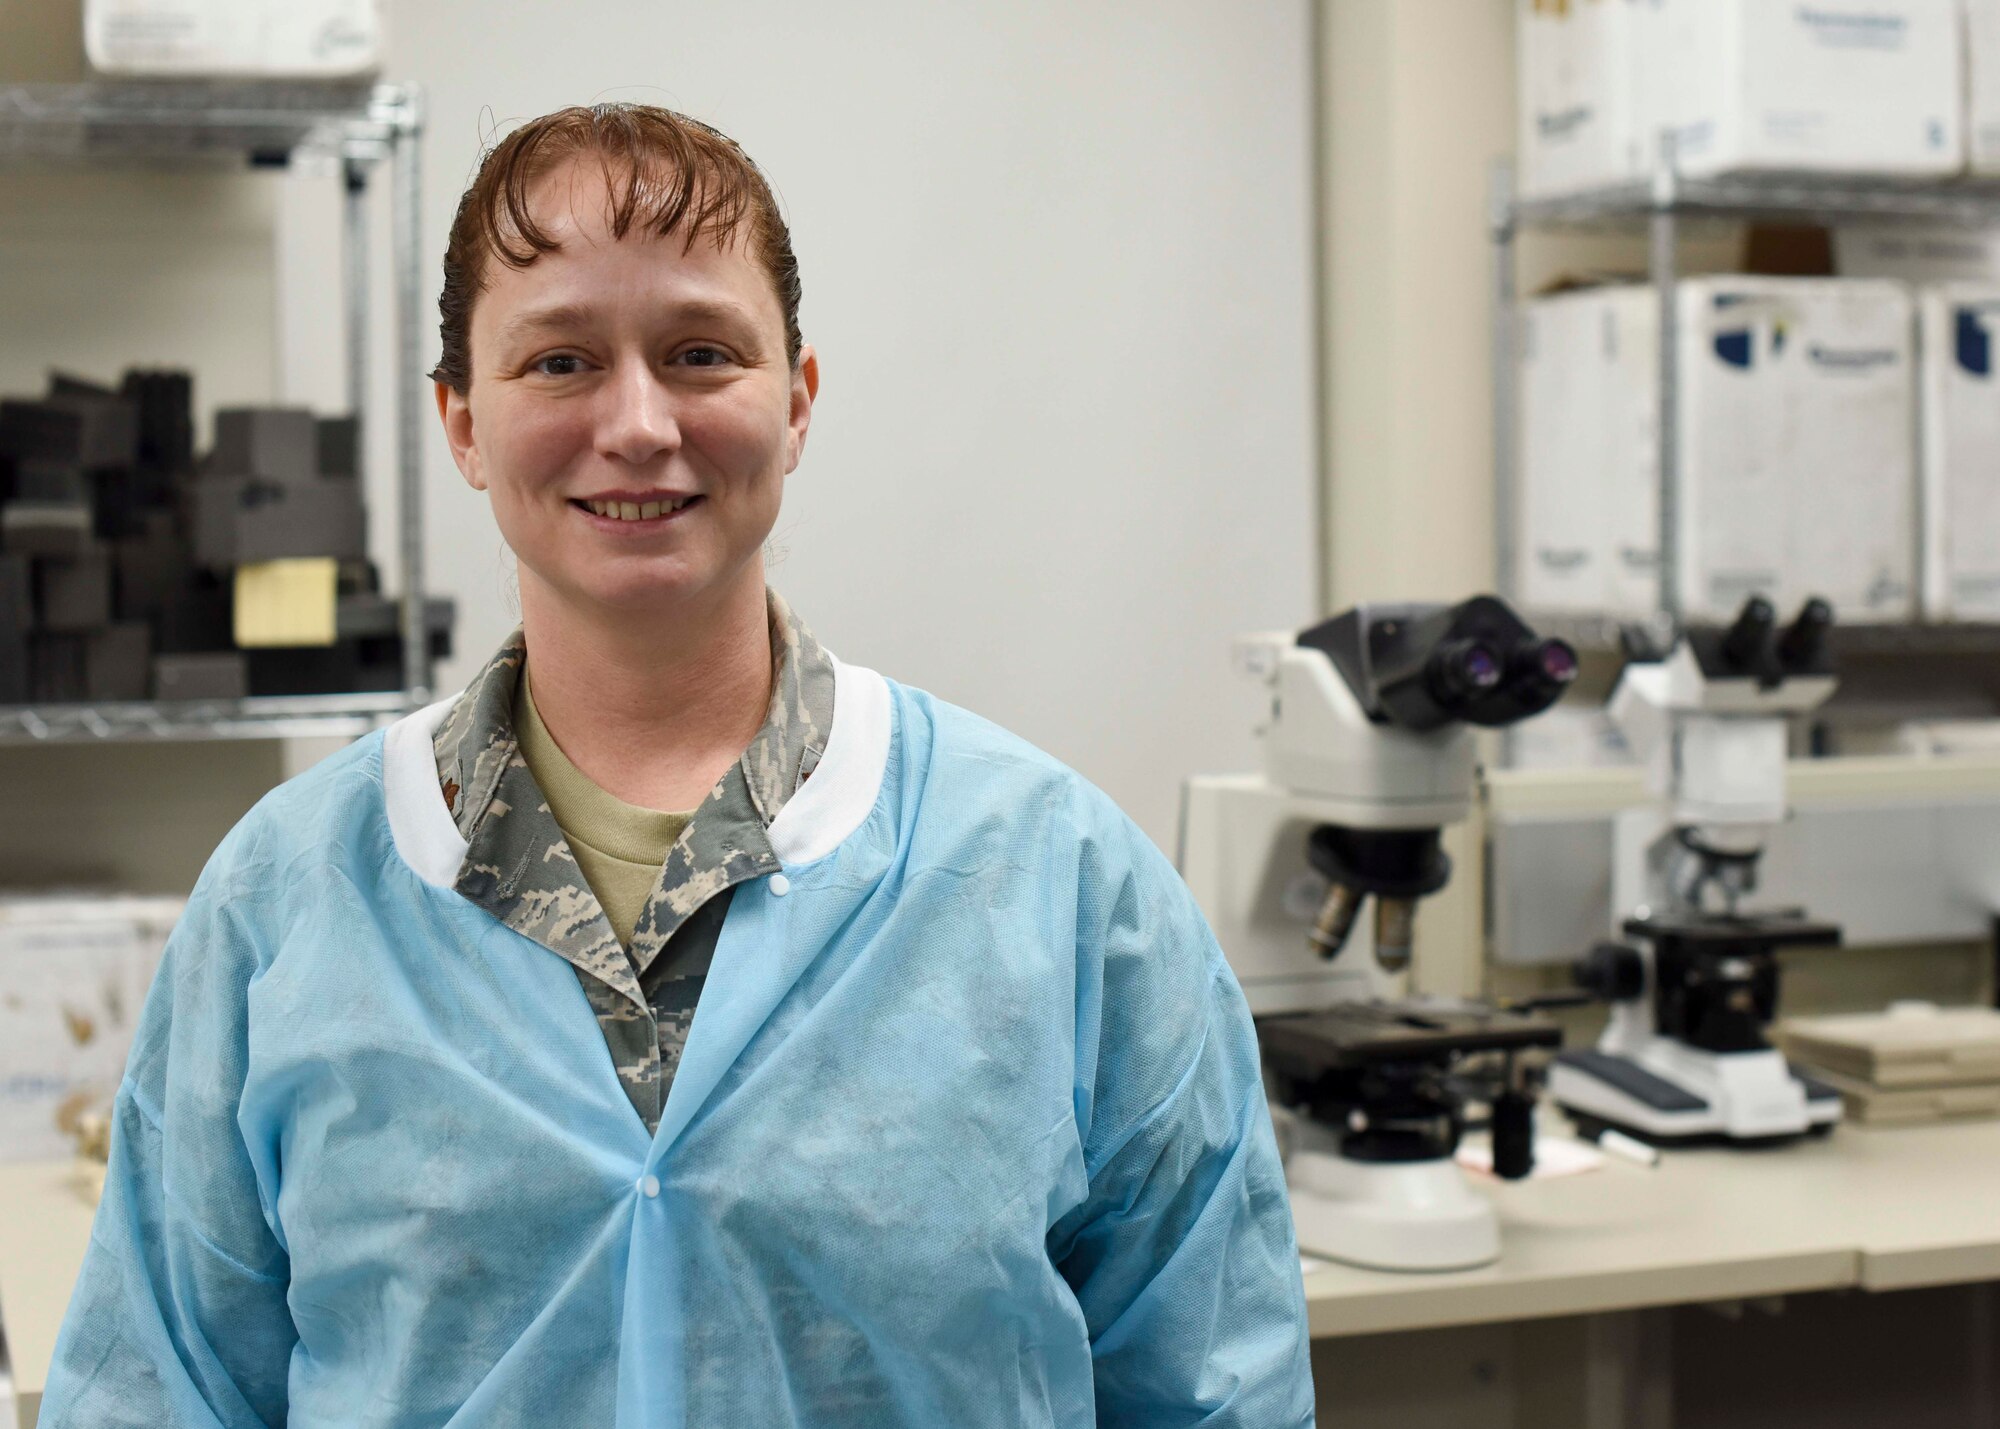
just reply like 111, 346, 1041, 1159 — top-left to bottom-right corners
1518, 286, 1661, 616
1519, 279, 1918, 623
1678, 277, 1917, 621
0, 897, 181, 1162
85, 0, 383, 78
1918, 283, 2000, 617
1655, 0, 1962, 179
1516, 0, 1963, 195
1517, 0, 1649, 198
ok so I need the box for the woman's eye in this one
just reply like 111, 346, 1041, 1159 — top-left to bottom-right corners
534, 354, 585, 376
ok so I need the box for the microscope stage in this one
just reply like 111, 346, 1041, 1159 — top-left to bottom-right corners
1259, 1001, 1563, 1072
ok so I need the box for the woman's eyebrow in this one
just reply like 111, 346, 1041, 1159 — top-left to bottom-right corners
497, 302, 599, 345
496, 297, 761, 346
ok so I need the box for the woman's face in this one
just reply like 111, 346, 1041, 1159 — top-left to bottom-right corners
437, 159, 816, 621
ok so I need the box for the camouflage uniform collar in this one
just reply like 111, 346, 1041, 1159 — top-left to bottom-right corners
433, 588, 835, 845
429, 589, 837, 1131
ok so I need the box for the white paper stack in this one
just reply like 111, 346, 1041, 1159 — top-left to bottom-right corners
1778, 1004, 2000, 1125
1516, 0, 1963, 197
0, 895, 181, 1162
1918, 284, 2000, 617
85, 0, 383, 78
1518, 279, 1918, 623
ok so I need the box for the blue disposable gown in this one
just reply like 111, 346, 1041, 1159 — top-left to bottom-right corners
40, 663, 1314, 1427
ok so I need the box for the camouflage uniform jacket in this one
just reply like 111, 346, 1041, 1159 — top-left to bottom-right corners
431, 590, 837, 1133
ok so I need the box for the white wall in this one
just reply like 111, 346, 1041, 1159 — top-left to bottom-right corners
327, 0, 1321, 850
0, 2, 1316, 872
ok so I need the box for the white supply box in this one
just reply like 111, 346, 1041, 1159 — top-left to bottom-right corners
1919, 283, 2000, 617
0, 896, 181, 1162
1678, 277, 1917, 621
1517, 0, 1648, 198
85, 0, 382, 78
1968, 0, 2000, 174
1519, 280, 1918, 623
1518, 286, 1660, 616
1516, 0, 1962, 197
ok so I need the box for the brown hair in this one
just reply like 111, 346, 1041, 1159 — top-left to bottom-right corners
432, 103, 802, 392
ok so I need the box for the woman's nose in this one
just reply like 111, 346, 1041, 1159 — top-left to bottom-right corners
596, 360, 681, 466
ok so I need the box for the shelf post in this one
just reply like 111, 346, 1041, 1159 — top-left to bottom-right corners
1491, 159, 1520, 607
341, 151, 370, 469
1650, 131, 1681, 636
389, 85, 430, 705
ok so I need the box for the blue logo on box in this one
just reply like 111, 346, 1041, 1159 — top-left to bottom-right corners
1958, 307, 1995, 376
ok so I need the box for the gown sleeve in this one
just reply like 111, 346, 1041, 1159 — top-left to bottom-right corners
1049, 823, 1316, 1429
36, 871, 297, 1428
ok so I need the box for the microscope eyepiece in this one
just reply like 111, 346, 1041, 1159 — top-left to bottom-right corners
1778, 596, 1834, 674
1426, 639, 1503, 712
1297, 595, 1576, 731
1720, 595, 1778, 675
1506, 637, 1579, 708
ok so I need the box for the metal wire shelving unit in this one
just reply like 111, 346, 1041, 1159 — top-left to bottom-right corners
1491, 147, 2000, 659
0, 79, 431, 743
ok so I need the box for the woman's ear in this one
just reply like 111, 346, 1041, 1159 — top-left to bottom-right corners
785, 345, 819, 473
436, 380, 487, 491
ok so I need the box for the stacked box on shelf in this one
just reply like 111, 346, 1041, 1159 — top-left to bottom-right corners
0, 381, 153, 702
0, 895, 183, 1162
1516, 0, 1650, 198
1918, 284, 2000, 619
0, 367, 432, 704
1517, 286, 1659, 617
1678, 277, 1917, 622
191, 407, 367, 568
1518, 279, 1918, 624
1969, 0, 2000, 175
1516, 0, 1963, 198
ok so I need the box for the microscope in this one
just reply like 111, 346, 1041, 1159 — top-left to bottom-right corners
1180, 596, 1576, 1271
1547, 596, 1845, 1145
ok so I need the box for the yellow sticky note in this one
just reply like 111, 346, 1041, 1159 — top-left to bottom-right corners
234, 558, 339, 648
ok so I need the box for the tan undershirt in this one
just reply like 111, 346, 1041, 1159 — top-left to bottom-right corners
514, 667, 695, 950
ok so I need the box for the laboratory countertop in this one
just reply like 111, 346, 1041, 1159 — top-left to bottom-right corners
1300, 1116, 2000, 1338
7, 1120, 2000, 1409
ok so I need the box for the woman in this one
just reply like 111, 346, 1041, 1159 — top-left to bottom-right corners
41, 104, 1313, 1427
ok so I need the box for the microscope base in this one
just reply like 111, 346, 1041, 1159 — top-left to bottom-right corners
1286, 1149, 1501, 1272
1549, 1042, 1841, 1146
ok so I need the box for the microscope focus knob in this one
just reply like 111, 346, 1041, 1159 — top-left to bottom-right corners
1573, 942, 1646, 1003
1491, 1090, 1536, 1181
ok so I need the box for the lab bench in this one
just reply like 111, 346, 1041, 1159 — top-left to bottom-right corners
9, 1120, 2000, 1427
